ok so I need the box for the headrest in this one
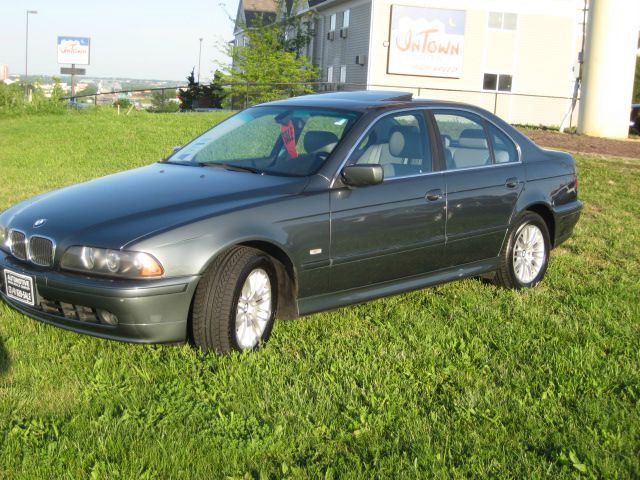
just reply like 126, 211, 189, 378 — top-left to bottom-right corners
389, 126, 423, 158
458, 129, 488, 149
441, 135, 451, 147
373, 117, 399, 143
304, 131, 339, 153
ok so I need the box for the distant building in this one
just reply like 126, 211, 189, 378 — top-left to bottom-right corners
0, 64, 9, 81
233, 0, 278, 48
233, 0, 593, 126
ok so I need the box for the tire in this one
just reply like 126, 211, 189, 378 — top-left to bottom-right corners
191, 247, 277, 354
494, 212, 551, 289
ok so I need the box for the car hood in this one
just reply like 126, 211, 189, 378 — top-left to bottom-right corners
2, 163, 308, 249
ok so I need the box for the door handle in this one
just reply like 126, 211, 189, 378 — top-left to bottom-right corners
425, 189, 443, 201
505, 177, 519, 189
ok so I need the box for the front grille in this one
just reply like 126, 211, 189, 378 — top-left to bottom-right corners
9, 230, 27, 260
29, 236, 54, 267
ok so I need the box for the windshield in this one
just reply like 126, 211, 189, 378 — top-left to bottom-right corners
168, 106, 360, 177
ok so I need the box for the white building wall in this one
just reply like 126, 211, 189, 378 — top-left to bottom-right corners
367, 0, 584, 126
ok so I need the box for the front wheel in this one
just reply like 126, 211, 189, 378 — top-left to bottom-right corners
494, 212, 551, 289
191, 247, 277, 354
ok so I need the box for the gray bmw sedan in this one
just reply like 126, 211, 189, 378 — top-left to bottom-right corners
0, 91, 581, 354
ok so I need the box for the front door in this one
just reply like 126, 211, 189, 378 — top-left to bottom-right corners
329, 110, 447, 292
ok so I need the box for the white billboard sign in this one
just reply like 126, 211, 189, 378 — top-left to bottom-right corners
388, 6, 465, 78
57, 36, 90, 65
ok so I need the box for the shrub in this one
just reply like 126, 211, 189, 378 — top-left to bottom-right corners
0, 79, 67, 116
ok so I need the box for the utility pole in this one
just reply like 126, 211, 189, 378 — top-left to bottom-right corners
578, 0, 640, 138
198, 37, 203, 84
25, 9, 38, 99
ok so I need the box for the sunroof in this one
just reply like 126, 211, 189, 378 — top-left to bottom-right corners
318, 91, 413, 102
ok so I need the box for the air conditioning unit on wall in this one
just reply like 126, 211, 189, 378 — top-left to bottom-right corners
340, 27, 348, 38
355, 55, 367, 66
327, 31, 335, 41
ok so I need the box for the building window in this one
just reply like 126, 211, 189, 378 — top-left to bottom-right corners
343, 9, 350, 28
329, 13, 336, 31
488, 12, 517, 30
327, 66, 334, 83
340, 65, 347, 83
483, 73, 512, 92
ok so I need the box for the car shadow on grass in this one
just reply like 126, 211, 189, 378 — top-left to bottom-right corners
0, 337, 9, 376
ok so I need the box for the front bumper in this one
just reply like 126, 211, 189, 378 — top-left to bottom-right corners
0, 250, 200, 344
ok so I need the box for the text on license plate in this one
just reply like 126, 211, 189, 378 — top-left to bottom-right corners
3, 269, 35, 306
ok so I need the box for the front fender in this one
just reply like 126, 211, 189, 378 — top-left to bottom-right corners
129, 193, 332, 293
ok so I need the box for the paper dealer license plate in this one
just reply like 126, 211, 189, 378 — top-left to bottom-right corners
3, 269, 36, 306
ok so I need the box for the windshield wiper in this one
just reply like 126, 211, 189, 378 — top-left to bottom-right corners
164, 160, 204, 166
203, 163, 264, 175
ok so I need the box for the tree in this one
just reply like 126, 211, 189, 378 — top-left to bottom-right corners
275, 0, 315, 58
113, 98, 132, 109
178, 68, 227, 110
225, 1, 318, 105
78, 84, 98, 97
150, 89, 179, 112
208, 70, 227, 108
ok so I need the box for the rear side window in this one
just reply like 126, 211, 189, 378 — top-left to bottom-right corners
434, 112, 491, 170
488, 123, 518, 163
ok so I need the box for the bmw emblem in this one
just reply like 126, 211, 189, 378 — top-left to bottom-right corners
33, 218, 47, 228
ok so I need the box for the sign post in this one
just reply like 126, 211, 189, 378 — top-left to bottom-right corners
57, 36, 90, 99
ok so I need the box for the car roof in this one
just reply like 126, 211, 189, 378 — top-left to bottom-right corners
263, 90, 413, 111
262, 90, 485, 113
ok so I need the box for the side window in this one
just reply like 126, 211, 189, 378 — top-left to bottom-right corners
434, 112, 491, 170
350, 112, 431, 179
488, 123, 518, 163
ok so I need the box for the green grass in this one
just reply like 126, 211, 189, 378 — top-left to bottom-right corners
0, 110, 639, 479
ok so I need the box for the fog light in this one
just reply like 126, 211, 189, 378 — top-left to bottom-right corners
97, 309, 119, 325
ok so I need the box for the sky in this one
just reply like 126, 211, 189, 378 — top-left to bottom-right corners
0, 0, 240, 81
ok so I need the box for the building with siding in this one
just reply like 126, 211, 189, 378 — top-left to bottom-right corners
234, 0, 279, 48
234, 0, 591, 126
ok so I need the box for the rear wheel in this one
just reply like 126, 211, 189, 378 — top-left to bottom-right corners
494, 212, 550, 289
192, 247, 277, 354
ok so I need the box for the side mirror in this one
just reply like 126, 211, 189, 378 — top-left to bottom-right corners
341, 164, 384, 186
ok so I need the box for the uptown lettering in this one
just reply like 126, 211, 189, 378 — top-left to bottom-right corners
395, 29, 461, 55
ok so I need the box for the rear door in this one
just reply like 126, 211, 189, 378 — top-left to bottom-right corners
432, 110, 524, 266
329, 110, 446, 292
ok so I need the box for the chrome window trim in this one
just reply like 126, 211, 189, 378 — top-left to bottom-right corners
330, 105, 522, 188
28, 235, 57, 267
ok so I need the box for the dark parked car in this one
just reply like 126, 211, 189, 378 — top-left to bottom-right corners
0, 91, 581, 354
630, 104, 640, 133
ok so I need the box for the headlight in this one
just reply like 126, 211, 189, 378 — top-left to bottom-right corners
61, 246, 164, 278
0, 225, 7, 252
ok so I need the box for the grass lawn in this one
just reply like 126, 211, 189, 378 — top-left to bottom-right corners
0, 110, 639, 478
